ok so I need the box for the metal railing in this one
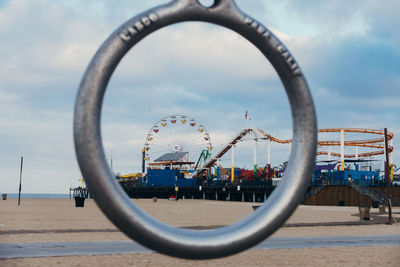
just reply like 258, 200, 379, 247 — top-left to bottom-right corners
350, 184, 388, 205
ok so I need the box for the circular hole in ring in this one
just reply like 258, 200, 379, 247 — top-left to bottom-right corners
198, 0, 215, 8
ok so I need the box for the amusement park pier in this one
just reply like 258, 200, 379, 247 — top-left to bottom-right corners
109, 116, 400, 209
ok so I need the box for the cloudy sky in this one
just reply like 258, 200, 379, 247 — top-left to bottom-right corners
1, 0, 399, 193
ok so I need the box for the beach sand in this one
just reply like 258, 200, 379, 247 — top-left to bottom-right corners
1, 198, 400, 266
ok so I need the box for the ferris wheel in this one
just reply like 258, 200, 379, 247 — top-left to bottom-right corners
143, 115, 213, 165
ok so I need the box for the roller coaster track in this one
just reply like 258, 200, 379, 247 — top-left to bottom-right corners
317, 128, 393, 158
256, 129, 292, 143
191, 128, 394, 178
192, 128, 253, 177
192, 128, 291, 178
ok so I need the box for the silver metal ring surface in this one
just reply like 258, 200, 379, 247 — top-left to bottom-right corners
74, 0, 317, 260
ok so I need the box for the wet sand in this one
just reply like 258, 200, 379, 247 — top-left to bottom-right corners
1, 198, 400, 266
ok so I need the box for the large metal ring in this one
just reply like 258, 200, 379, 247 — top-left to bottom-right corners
74, 0, 317, 260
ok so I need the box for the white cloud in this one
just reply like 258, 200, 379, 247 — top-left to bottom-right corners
110, 22, 278, 88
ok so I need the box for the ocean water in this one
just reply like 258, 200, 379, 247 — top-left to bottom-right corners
2, 193, 70, 199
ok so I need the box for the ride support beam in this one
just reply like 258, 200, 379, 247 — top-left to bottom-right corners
253, 139, 257, 179
217, 159, 220, 182
384, 128, 392, 225
389, 139, 393, 182
328, 146, 331, 161
231, 145, 235, 183
340, 129, 345, 171
355, 146, 359, 161
267, 139, 271, 179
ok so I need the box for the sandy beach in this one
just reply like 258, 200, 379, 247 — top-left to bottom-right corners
1, 198, 400, 266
